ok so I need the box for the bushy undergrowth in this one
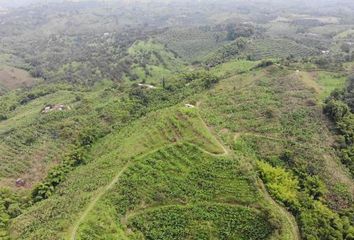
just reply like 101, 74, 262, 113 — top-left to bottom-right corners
258, 161, 353, 240
198, 65, 354, 240
0, 189, 29, 240
324, 77, 354, 177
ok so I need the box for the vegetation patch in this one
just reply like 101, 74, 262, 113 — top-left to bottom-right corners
128, 203, 273, 240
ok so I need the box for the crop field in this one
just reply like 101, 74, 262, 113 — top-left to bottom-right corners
7, 82, 306, 240
1, 1, 354, 238
0, 81, 128, 189
309, 24, 354, 36
202, 38, 318, 66
9, 106, 235, 239
0, 87, 78, 188
156, 27, 227, 62
75, 143, 271, 240
1, 59, 352, 240
265, 22, 299, 37
244, 39, 318, 60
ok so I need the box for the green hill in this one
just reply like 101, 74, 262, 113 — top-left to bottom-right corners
0, 60, 352, 240
1, 1, 354, 240
123, 39, 187, 84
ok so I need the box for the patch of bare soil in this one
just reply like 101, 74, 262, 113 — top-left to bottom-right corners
0, 66, 37, 90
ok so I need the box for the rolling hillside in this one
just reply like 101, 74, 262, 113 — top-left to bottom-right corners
0, 61, 351, 240
1, 1, 354, 240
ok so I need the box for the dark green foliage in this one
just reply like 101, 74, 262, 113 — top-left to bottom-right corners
324, 99, 350, 122
77, 128, 101, 148
225, 23, 255, 41
204, 38, 247, 67
258, 161, 351, 240
324, 79, 354, 176
343, 75, 354, 111
180, 71, 219, 89
256, 60, 274, 68
0, 114, 7, 121
302, 176, 327, 200
0, 189, 28, 239
299, 200, 346, 240
31, 140, 89, 202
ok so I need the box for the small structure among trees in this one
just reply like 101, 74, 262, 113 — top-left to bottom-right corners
42, 104, 70, 113
138, 83, 157, 89
15, 178, 26, 187
185, 104, 195, 108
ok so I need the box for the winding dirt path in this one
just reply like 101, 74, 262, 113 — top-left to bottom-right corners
257, 179, 301, 240
234, 132, 300, 240
196, 98, 300, 239
68, 110, 228, 240
69, 104, 300, 240
69, 163, 130, 240
197, 113, 230, 156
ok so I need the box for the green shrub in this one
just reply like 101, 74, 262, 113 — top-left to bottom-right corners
324, 99, 350, 122
300, 201, 345, 240
324, 84, 354, 177
257, 161, 351, 240
256, 60, 274, 68
0, 114, 7, 121
31, 148, 88, 202
257, 161, 300, 208
0, 189, 28, 239
302, 176, 327, 200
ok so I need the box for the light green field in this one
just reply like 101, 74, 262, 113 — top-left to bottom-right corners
315, 72, 347, 100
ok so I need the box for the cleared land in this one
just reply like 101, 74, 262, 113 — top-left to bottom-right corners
0, 66, 37, 91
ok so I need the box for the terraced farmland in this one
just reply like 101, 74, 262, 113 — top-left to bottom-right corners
245, 38, 318, 60
156, 27, 227, 62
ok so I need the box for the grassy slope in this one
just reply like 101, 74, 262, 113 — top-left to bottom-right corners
0, 87, 79, 188
8, 62, 303, 240
5, 60, 354, 240
202, 64, 353, 200
198, 64, 353, 237
0, 81, 127, 189
10, 107, 242, 239
73, 142, 272, 240
0, 53, 36, 94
